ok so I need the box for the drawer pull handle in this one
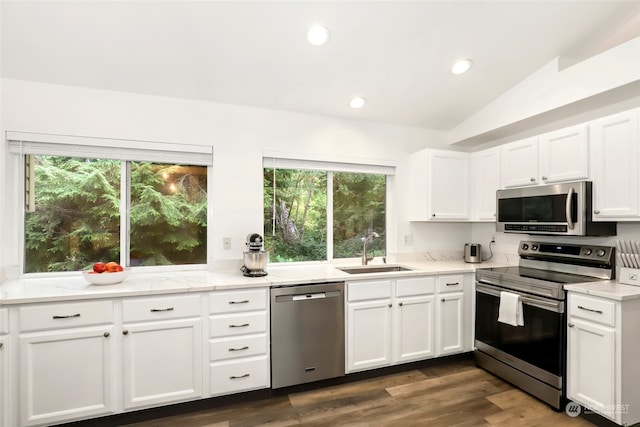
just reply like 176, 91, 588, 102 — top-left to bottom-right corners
229, 346, 249, 352
446, 282, 459, 286
230, 373, 250, 380
577, 305, 603, 314
53, 313, 81, 319
229, 300, 250, 305
150, 307, 174, 312
229, 323, 250, 328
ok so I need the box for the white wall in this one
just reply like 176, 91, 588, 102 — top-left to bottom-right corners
0, 78, 451, 277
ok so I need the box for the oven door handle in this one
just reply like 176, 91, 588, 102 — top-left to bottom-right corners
476, 283, 564, 313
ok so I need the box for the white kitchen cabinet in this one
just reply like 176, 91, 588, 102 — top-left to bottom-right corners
208, 289, 270, 396
121, 294, 203, 410
435, 275, 466, 356
471, 147, 500, 221
538, 124, 589, 184
501, 137, 539, 188
501, 125, 589, 189
347, 278, 438, 371
0, 335, 7, 427
410, 149, 470, 220
590, 108, 640, 220
17, 300, 115, 426
567, 292, 640, 426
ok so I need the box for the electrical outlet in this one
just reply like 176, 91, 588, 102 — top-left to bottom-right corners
403, 234, 413, 246
223, 237, 232, 250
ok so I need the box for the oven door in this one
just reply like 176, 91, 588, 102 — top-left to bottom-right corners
475, 281, 565, 387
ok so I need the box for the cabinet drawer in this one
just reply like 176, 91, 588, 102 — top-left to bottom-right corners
209, 334, 268, 361
348, 280, 392, 302
0, 308, 8, 334
569, 294, 616, 327
437, 275, 464, 293
209, 355, 269, 396
19, 300, 113, 332
210, 312, 267, 338
396, 277, 436, 297
122, 294, 201, 323
209, 289, 268, 314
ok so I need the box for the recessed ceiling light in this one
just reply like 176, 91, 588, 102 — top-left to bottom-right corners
307, 24, 330, 46
349, 97, 366, 109
451, 59, 473, 75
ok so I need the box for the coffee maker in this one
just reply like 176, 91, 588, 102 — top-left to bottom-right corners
241, 233, 269, 277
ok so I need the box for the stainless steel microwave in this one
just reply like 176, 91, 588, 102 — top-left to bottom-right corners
496, 181, 616, 236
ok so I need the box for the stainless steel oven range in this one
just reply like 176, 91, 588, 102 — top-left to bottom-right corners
474, 240, 615, 409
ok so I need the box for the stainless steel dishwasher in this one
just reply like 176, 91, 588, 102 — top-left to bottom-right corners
270, 282, 345, 389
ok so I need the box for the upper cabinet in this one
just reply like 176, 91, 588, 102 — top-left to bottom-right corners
501, 124, 589, 188
590, 108, 640, 221
410, 149, 470, 221
471, 148, 501, 221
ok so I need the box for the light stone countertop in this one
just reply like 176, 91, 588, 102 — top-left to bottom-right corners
564, 281, 640, 301
0, 259, 508, 305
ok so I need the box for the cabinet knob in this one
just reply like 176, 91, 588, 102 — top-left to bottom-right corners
431, 213, 436, 217
441, 298, 446, 302
541, 176, 547, 181
594, 210, 600, 215
122, 330, 129, 335
568, 323, 574, 328
0, 343, 3, 349
399, 302, 403, 307
388, 303, 392, 308
103, 332, 110, 338
530, 177, 536, 182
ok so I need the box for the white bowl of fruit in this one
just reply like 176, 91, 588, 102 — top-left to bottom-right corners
83, 262, 130, 285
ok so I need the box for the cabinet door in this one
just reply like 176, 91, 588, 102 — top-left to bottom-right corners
427, 150, 470, 220
590, 109, 639, 219
567, 318, 616, 420
0, 336, 6, 427
122, 318, 202, 410
538, 125, 589, 184
347, 300, 392, 372
19, 327, 114, 426
471, 148, 500, 221
501, 137, 539, 188
394, 296, 435, 363
436, 292, 464, 355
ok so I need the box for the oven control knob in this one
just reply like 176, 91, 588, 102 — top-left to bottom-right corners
531, 244, 538, 251
596, 249, 606, 257
521, 243, 529, 250
584, 249, 593, 256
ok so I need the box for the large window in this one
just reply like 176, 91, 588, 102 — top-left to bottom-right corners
263, 163, 388, 263
9, 132, 212, 274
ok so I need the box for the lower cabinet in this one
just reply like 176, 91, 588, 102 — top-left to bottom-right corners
208, 289, 270, 396
567, 292, 640, 426
17, 300, 115, 427
0, 335, 8, 427
347, 274, 470, 373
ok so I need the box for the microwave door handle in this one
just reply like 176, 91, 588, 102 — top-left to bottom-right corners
566, 187, 575, 230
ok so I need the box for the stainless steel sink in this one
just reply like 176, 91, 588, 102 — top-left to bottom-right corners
337, 265, 414, 274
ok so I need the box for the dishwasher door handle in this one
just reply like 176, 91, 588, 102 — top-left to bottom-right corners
292, 292, 326, 301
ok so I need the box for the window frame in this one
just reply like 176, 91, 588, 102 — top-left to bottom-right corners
8, 132, 214, 277
263, 152, 395, 265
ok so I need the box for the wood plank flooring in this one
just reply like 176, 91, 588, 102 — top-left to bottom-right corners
123, 358, 594, 427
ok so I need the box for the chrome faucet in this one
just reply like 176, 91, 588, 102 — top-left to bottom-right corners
361, 231, 379, 265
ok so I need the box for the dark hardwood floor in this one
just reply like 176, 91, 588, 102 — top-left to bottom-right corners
123, 358, 594, 427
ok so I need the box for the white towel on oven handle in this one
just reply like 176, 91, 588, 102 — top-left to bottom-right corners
498, 291, 524, 327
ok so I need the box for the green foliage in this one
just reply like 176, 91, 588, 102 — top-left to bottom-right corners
263, 168, 385, 262
24, 156, 207, 273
